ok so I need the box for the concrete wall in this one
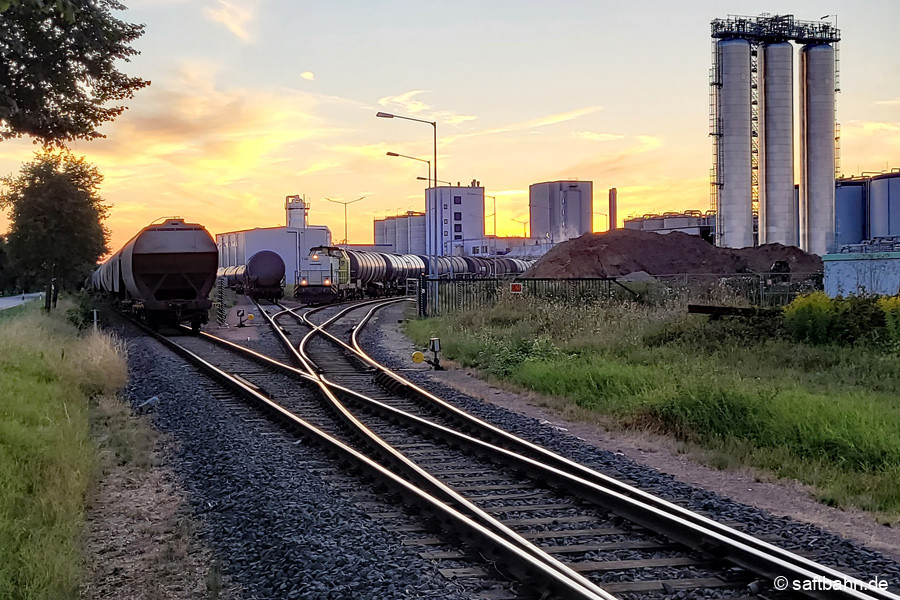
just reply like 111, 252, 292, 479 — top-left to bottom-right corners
823, 252, 900, 296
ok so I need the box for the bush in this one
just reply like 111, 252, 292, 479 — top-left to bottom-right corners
879, 296, 900, 348
784, 292, 890, 346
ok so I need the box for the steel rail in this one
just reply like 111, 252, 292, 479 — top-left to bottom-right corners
142, 319, 614, 600
256, 301, 615, 600
304, 298, 897, 600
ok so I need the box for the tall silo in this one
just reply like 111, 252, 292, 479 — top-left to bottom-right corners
800, 43, 836, 254
759, 42, 796, 246
716, 38, 753, 248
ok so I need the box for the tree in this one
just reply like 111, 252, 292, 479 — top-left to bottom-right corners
0, 0, 149, 144
0, 150, 109, 302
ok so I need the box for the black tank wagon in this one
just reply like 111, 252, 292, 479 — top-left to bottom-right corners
91, 218, 218, 331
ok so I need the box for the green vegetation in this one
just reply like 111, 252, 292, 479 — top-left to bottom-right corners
0, 302, 127, 600
407, 292, 900, 520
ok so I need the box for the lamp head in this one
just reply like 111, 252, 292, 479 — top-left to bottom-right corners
376, 112, 394, 118
386, 152, 399, 157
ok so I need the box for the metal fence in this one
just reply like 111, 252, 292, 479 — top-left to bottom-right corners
417, 272, 823, 316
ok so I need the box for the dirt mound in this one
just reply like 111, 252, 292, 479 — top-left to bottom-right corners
520, 229, 822, 278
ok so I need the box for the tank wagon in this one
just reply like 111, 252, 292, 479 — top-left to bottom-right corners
217, 250, 285, 301
296, 245, 533, 304
91, 218, 218, 331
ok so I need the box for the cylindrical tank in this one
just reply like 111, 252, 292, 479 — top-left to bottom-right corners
395, 217, 410, 254
759, 41, 797, 246
245, 250, 285, 288
869, 173, 900, 237
835, 179, 867, 246
409, 214, 426, 255
800, 43, 836, 254
717, 38, 753, 248
383, 218, 397, 251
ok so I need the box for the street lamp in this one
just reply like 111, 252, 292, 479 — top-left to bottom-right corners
377, 110, 440, 313
417, 176, 452, 185
386, 151, 431, 188
512, 218, 529, 238
325, 195, 366, 245
485, 195, 497, 237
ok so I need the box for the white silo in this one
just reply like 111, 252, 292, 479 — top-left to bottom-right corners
759, 42, 797, 246
800, 43, 836, 255
716, 38, 753, 248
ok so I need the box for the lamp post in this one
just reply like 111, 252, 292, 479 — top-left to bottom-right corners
417, 176, 451, 185
512, 218, 529, 238
485, 195, 497, 237
325, 195, 366, 245
387, 152, 431, 190
377, 110, 439, 312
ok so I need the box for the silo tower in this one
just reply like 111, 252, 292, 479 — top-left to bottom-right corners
710, 14, 840, 253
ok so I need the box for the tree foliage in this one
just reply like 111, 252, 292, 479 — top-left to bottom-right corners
0, 0, 149, 144
0, 150, 109, 288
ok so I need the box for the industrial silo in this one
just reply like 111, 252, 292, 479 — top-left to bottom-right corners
869, 172, 900, 237
834, 178, 867, 246
383, 217, 397, 252
759, 42, 797, 246
408, 213, 427, 255
716, 38, 753, 248
395, 215, 410, 254
800, 43, 836, 254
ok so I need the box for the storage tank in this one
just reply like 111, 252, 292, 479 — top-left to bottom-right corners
834, 178, 867, 246
395, 216, 410, 254
716, 38, 753, 248
244, 250, 285, 290
382, 217, 397, 252
800, 43, 836, 254
408, 213, 426, 255
869, 172, 900, 237
759, 41, 797, 246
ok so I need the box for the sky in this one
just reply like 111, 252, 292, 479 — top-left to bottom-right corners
2, 0, 900, 252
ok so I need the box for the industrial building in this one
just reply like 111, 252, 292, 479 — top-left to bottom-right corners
529, 180, 593, 243
624, 211, 718, 243
374, 211, 426, 255
216, 195, 332, 285
710, 14, 840, 254
425, 182, 486, 257
824, 237, 900, 296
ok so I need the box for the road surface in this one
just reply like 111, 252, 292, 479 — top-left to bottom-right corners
0, 292, 44, 312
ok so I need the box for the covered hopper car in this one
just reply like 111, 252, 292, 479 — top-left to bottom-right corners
91, 218, 218, 332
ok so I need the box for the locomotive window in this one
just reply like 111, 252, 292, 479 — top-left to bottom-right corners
453, 196, 461, 204
454, 212, 461, 221
473, 247, 480, 254
482, 245, 488, 253
454, 224, 462, 232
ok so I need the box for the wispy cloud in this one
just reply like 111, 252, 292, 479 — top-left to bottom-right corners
576, 131, 625, 142
444, 106, 603, 143
203, 0, 261, 42
300, 71, 315, 81
875, 97, 900, 106
377, 90, 476, 126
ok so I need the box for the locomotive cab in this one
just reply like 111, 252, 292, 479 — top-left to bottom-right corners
296, 246, 351, 303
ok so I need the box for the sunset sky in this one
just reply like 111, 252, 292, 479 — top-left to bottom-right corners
2, 0, 900, 252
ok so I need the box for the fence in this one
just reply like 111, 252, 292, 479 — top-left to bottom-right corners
417, 272, 823, 316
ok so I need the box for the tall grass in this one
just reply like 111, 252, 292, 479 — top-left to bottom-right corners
0, 303, 127, 600
407, 294, 900, 518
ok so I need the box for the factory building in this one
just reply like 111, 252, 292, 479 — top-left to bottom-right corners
824, 237, 900, 297
374, 211, 426, 255
426, 183, 485, 256
710, 14, 840, 254
529, 180, 593, 243
216, 195, 331, 284
624, 211, 718, 243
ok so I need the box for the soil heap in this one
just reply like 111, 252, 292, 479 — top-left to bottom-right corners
520, 229, 823, 278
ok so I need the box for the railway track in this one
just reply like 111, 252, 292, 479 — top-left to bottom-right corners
136, 299, 900, 600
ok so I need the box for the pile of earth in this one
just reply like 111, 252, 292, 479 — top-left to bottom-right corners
519, 229, 823, 278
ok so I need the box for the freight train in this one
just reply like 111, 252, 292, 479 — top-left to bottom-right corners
90, 218, 218, 332
296, 245, 533, 304
218, 250, 285, 301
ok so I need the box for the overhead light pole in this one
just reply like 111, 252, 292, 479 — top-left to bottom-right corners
512, 218, 529, 238
378, 111, 440, 313
416, 176, 451, 185
325, 195, 366, 245
485, 195, 497, 237
386, 151, 431, 189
